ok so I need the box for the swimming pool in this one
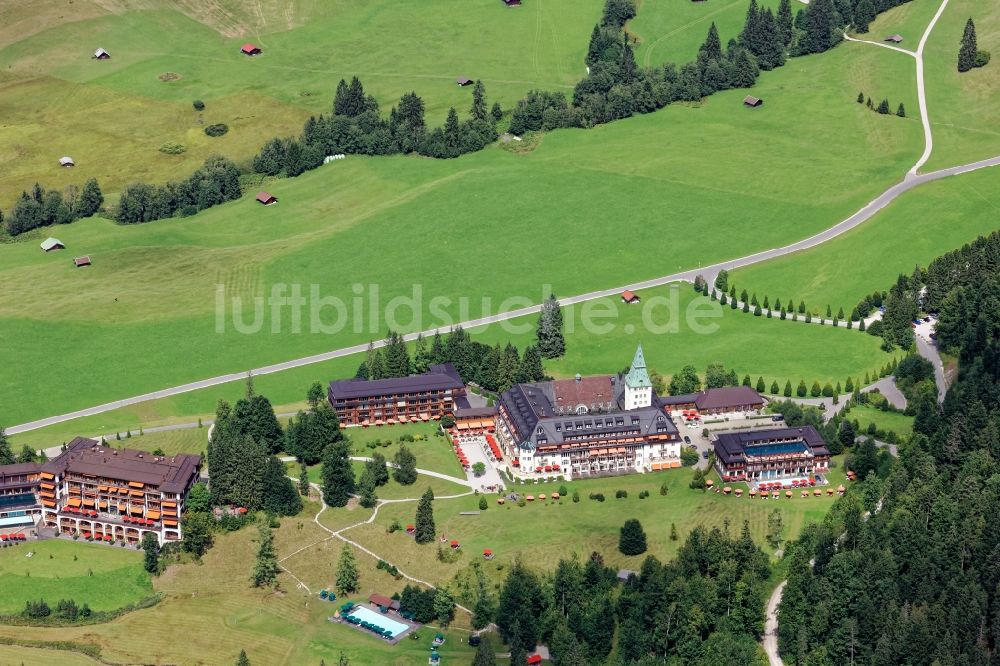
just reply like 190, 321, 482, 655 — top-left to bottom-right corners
347, 606, 409, 638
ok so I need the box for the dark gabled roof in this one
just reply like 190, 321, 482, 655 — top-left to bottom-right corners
0, 462, 42, 478
328, 363, 463, 400
714, 426, 827, 464
662, 393, 698, 406
695, 386, 765, 410
455, 405, 498, 419
41, 437, 201, 493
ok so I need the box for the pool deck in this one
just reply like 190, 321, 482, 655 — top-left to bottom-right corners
332, 602, 422, 645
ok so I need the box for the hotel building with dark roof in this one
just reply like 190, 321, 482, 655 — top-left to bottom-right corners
713, 426, 831, 484
495, 346, 682, 479
327, 363, 465, 426
0, 437, 201, 544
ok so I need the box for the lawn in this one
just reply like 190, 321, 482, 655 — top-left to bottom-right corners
0, 514, 479, 665
8, 283, 893, 451
342, 460, 849, 586
290, 461, 469, 502
0, 37, 921, 427
726, 167, 1000, 317
849, 0, 944, 44
0, 0, 602, 205
473, 284, 892, 388
108, 426, 208, 457
922, 0, 1000, 170
847, 404, 914, 439
0, 539, 152, 613
631, 0, 785, 68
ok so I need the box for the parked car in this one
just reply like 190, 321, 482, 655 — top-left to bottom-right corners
923, 316, 931, 322
683, 435, 691, 444
771, 415, 784, 422
702, 451, 711, 459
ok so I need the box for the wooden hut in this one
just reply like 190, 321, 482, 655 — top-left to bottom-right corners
241, 43, 262, 56
256, 191, 278, 205
59, 156, 75, 167
93, 48, 110, 60
74, 256, 92, 267
743, 95, 763, 107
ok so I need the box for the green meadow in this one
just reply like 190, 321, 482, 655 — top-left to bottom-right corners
922, 0, 1000, 170
0, 39, 920, 426
472, 285, 891, 386
727, 166, 1000, 316
340, 461, 849, 587
848, 404, 915, 438
9, 284, 893, 451
0, 0, 600, 206
0, 509, 479, 665
0, 539, 152, 613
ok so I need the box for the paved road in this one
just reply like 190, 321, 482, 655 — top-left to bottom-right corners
763, 581, 787, 666
11, 155, 999, 438
862, 377, 907, 410
916, 335, 948, 403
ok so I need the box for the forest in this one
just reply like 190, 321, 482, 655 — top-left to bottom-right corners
778, 230, 1000, 665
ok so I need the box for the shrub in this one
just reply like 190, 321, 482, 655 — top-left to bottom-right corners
659, 482, 669, 496
192, 99, 205, 111
203, 123, 228, 137
478, 496, 488, 511
158, 142, 186, 155
558, 484, 568, 496
572, 490, 580, 503
589, 492, 605, 502
680, 448, 699, 467
619, 519, 647, 556
615, 489, 628, 499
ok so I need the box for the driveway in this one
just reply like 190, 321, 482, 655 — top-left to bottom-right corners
457, 435, 505, 493
861, 377, 907, 410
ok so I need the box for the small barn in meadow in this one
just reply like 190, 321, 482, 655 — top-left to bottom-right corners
456, 77, 473, 86
40, 238, 65, 252
885, 34, 903, 43
743, 95, 763, 107
621, 290, 640, 304
59, 156, 75, 167
241, 43, 262, 56
74, 256, 92, 267
93, 48, 110, 60
255, 192, 278, 206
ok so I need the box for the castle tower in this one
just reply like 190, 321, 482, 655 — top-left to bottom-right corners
624, 344, 653, 410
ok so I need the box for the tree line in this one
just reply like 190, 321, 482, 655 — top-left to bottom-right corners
778, 234, 1000, 664
3, 179, 104, 236
115, 155, 242, 224
480, 522, 771, 665
354, 327, 547, 395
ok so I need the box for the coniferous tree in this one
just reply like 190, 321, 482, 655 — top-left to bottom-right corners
77, 178, 104, 217
414, 487, 436, 544
393, 445, 418, 485
853, 0, 875, 33
471, 80, 488, 122
472, 635, 497, 666
250, 521, 278, 588
413, 333, 432, 373
366, 451, 390, 486
298, 461, 310, 496
321, 441, 355, 507
536, 294, 566, 359
877, 98, 890, 114
358, 466, 378, 508
236, 650, 251, 666
896, 102, 906, 117
618, 519, 647, 555
142, 532, 159, 574
262, 456, 302, 516
958, 18, 978, 72
777, 0, 794, 46
336, 544, 359, 595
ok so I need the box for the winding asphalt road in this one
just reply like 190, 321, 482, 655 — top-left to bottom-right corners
8, 155, 999, 437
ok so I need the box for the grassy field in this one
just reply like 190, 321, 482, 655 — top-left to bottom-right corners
0, 0, 602, 206
631, 0, 783, 68
922, 0, 1000, 170
0, 645, 101, 666
0, 511, 479, 665
0, 539, 152, 613
0, 37, 921, 427
849, 0, 944, 44
473, 285, 892, 387
103, 426, 209, 457
338, 460, 849, 587
726, 167, 1000, 316
847, 404, 915, 438
8, 284, 893, 451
